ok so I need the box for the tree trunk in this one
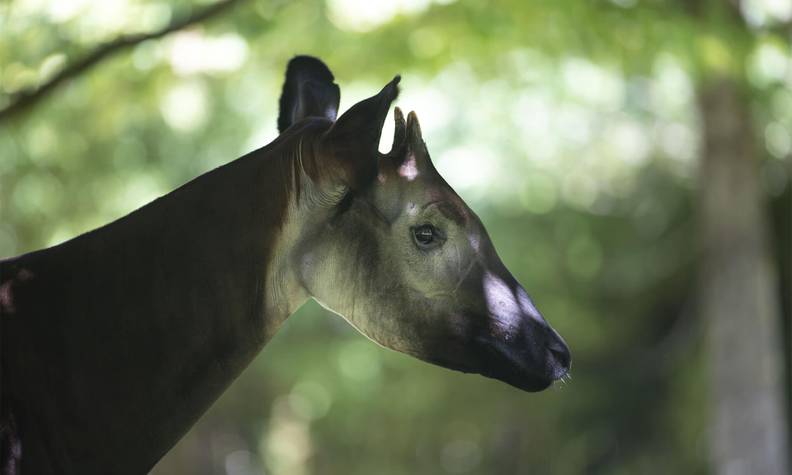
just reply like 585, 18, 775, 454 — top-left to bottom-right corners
698, 77, 789, 474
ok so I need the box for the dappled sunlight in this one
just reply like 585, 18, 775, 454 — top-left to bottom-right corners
765, 121, 792, 158
337, 340, 383, 384
36, 54, 67, 87
561, 58, 624, 111
742, 0, 792, 27
560, 172, 599, 211
10, 171, 63, 216
288, 381, 333, 421
435, 145, 496, 194
105, 171, 169, 214
651, 55, 695, 117
748, 38, 790, 87
656, 122, 697, 166
168, 31, 249, 76
326, 0, 457, 32
224, 450, 261, 475
604, 117, 651, 167
518, 172, 558, 214
510, 90, 558, 163
42, 0, 92, 23
9, 0, 172, 35
263, 397, 313, 475
369, 49, 705, 213
160, 80, 210, 132
3, 1, 791, 473
1, 63, 38, 96
377, 73, 456, 153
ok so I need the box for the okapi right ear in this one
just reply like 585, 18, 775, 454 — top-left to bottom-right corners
277, 56, 341, 133
321, 76, 400, 190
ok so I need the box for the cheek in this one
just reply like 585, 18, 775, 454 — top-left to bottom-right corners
296, 228, 383, 305
400, 248, 474, 302
433, 239, 475, 288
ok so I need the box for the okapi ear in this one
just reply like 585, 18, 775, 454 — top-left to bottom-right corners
278, 56, 341, 133
322, 75, 401, 189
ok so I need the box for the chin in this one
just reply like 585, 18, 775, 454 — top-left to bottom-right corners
419, 353, 559, 393
481, 368, 556, 392
498, 374, 555, 392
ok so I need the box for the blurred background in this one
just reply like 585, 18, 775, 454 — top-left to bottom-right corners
1, 0, 790, 473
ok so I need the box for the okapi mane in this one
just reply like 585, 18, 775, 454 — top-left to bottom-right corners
270, 116, 336, 205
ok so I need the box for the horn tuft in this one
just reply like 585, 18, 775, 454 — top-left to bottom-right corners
388, 107, 407, 156
406, 110, 424, 147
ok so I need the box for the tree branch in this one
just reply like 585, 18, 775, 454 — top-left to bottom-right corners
0, 0, 245, 123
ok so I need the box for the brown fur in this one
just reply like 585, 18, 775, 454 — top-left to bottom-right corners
0, 58, 570, 474
0, 120, 327, 474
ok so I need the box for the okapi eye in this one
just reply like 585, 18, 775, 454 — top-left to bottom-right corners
412, 224, 442, 248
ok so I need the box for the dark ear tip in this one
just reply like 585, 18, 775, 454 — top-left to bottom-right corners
406, 110, 423, 141
286, 55, 336, 82
381, 75, 401, 100
279, 55, 339, 132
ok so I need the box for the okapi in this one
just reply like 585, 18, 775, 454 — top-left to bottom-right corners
0, 56, 571, 474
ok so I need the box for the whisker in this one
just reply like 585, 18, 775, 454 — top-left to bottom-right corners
553, 372, 572, 390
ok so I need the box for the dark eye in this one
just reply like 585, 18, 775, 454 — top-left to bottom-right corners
412, 224, 442, 248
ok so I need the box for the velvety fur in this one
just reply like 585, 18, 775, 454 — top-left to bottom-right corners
0, 122, 326, 474
0, 56, 570, 475
278, 55, 341, 133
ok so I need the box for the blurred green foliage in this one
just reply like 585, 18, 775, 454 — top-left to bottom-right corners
1, 0, 790, 474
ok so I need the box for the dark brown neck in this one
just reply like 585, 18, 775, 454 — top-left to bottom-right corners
0, 131, 308, 474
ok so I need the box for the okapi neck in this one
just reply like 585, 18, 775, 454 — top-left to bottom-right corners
0, 140, 300, 474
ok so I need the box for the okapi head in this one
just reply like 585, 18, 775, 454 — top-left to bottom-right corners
277, 56, 570, 391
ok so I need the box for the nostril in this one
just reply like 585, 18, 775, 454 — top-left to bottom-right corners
547, 336, 571, 371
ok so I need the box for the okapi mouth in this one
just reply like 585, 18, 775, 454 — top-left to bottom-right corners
425, 349, 557, 392
420, 334, 568, 393
479, 359, 557, 393
477, 342, 559, 392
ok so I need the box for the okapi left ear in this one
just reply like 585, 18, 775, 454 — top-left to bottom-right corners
278, 56, 341, 133
321, 75, 400, 190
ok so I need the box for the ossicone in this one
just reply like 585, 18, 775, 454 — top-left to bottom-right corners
382, 108, 431, 172
406, 110, 425, 153
382, 106, 407, 159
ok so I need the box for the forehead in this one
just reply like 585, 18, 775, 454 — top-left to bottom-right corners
433, 200, 469, 226
375, 153, 473, 226
404, 192, 470, 226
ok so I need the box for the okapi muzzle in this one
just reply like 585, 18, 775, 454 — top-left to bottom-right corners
0, 55, 571, 474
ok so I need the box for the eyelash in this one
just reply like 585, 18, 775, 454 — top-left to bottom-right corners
412, 224, 445, 249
